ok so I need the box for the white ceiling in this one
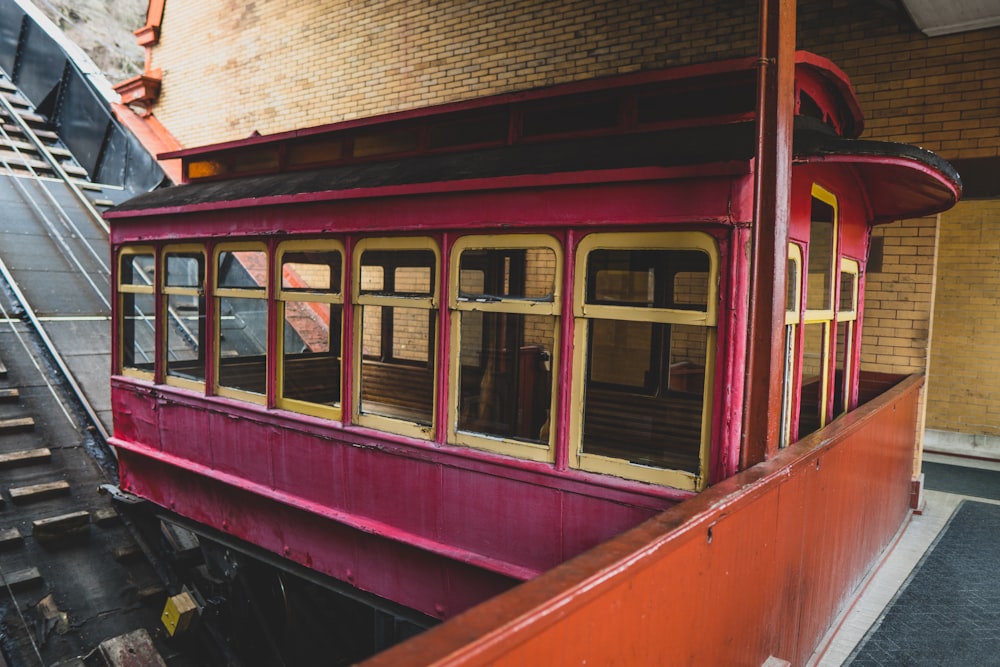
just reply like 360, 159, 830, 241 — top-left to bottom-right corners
900, 0, 1000, 36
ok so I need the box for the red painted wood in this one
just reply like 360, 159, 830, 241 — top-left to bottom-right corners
359, 375, 921, 666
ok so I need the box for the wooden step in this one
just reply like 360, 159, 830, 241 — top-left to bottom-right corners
10, 480, 70, 503
0, 448, 51, 469
0, 527, 23, 549
0, 566, 42, 593
32, 510, 90, 541
0, 416, 34, 433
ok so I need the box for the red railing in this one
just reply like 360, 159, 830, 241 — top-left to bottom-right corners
361, 374, 922, 666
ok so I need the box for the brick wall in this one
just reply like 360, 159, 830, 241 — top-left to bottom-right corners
859, 218, 937, 374
926, 200, 1000, 435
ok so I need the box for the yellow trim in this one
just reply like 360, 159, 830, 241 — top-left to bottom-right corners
276, 239, 345, 304
213, 243, 268, 405
837, 258, 859, 322
804, 184, 839, 320
275, 240, 344, 421
446, 235, 562, 461
352, 237, 439, 438
569, 231, 718, 491
161, 245, 206, 392
117, 246, 156, 380
785, 243, 802, 325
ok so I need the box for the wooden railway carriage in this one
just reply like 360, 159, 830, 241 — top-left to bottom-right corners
107, 52, 959, 622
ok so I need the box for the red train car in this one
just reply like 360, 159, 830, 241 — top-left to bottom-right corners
106, 51, 958, 632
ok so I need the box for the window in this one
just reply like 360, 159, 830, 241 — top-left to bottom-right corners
571, 232, 718, 491
834, 259, 859, 416
780, 244, 802, 448
162, 246, 206, 389
798, 185, 839, 436
353, 238, 439, 438
276, 241, 344, 419
448, 235, 561, 462
118, 247, 156, 379
215, 244, 269, 402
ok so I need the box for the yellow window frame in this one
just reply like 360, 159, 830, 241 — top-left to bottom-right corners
780, 243, 803, 448
213, 242, 269, 405
570, 231, 719, 491
447, 234, 562, 462
117, 245, 156, 381
352, 236, 440, 440
275, 239, 345, 421
161, 244, 207, 392
800, 184, 840, 431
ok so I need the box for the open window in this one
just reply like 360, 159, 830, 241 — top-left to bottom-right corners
118, 246, 156, 380
798, 185, 839, 437
353, 238, 439, 438
162, 246, 206, 390
214, 243, 269, 403
448, 235, 561, 462
833, 258, 859, 416
276, 241, 344, 420
780, 243, 803, 448
571, 232, 718, 491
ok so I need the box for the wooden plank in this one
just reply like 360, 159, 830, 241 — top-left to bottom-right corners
0, 417, 34, 433
93, 507, 121, 526
0, 388, 18, 401
0, 567, 42, 593
0, 527, 22, 549
0, 448, 51, 469
10, 480, 70, 503
32, 511, 90, 540
99, 628, 168, 667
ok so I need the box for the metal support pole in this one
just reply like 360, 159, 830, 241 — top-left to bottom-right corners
741, 0, 796, 468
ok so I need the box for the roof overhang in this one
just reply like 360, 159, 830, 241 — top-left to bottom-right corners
900, 0, 1000, 36
797, 134, 962, 222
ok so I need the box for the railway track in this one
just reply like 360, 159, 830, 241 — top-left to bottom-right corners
0, 70, 208, 665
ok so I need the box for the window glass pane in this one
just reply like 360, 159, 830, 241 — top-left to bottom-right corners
587, 249, 709, 309
122, 253, 154, 286
807, 197, 835, 311
839, 270, 856, 313
218, 250, 267, 289
359, 304, 433, 423
798, 321, 826, 437
165, 253, 204, 288
121, 291, 155, 372
457, 312, 553, 443
361, 265, 383, 292
282, 250, 341, 293
582, 321, 705, 473
360, 250, 435, 295
786, 257, 799, 313
165, 293, 204, 381
834, 321, 852, 416
458, 248, 557, 300
283, 303, 341, 406
218, 295, 268, 394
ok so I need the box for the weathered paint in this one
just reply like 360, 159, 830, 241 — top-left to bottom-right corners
359, 374, 922, 666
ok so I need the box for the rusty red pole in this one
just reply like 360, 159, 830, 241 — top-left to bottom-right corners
741, 0, 796, 469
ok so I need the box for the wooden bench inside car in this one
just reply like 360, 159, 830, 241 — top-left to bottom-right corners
359, 360, 434, 423
582, 386, 704, 473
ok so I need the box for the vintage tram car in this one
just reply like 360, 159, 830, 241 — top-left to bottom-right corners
107, 52, 959, 625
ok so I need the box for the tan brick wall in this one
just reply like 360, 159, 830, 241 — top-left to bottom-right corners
925, 201, 1000, 435
859, 217, 937, 374
150, 0, 758, 147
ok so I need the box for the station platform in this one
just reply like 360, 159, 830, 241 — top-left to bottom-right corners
811, 452, 1000, 666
